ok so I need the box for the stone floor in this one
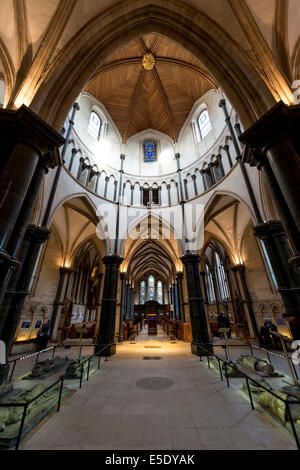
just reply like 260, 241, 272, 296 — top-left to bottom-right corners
19, 328, 297, 450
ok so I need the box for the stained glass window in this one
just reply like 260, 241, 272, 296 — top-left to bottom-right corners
157, 281, 163, 304
198, 109, 212, 140
144, 141, 156, 162
88, 111, 101, 140
140, 281, 146, 304
148, 275, 155, 300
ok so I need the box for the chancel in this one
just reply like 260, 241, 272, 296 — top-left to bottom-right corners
0, 0, 299, 452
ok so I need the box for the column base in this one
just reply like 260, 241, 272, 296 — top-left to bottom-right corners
191, 341, 213, 357
94, 343, 116, 357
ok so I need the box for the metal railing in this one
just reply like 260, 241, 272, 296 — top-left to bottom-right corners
198, 344, 300, 450
7, 343, 94, 382
213, 339, 299, 381
0, 343, 113, 450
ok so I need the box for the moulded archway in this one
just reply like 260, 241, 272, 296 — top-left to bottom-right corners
27, 2, 279, 133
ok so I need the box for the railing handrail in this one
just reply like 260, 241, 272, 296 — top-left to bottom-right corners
198, 344, 300, 404
69, 343, 114, 371
0, 342, 115, 450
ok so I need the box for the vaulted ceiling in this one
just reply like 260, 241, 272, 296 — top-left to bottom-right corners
84, 34, 217, 142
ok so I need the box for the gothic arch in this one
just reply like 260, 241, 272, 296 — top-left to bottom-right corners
29, 2, 277, 133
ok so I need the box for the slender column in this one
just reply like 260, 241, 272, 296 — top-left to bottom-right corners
85, 165, 92, 187
191, 174, 198, 196
95, 171, 100, 194
253, 221, 300, 319
231, 264, 259, 337
95, 255, 123, 356
149, 186, 153, 205
113, 180, 118, 202
200, 170, 207, 191
219, 98, 263, 224
68, 148, 78, 172
176, 272, 184, 321
50, 266, 72, 339
114, 154, 125, 254
130, 185, 134, 205
216, 154, 225, 177
223, 144, 233, 168
103, 176, 109, 198
208, 163, 216, 185
181, 253, 212, 356
0, 225, 50, 386
76, 157, 84, 179
42, 102, 79, 226
175, 153, 185, 202
167, 184, 171, 205
158, 186, 162, 205
118, 273, 127, 342
183, 179, 188, 200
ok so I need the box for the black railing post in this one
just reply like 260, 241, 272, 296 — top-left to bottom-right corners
98, 355, 101, 369
217, 358, 223, 381
245, 376, 255, 410
207, 355, 210, 368
35, 352, 40, 364
249, 344, 254, 356
52, 346, 56, 359
286, 402, 300, 450
9, 359, 17, 382
79, 363, 84, 389
57, 378, 64, 412
15, 403, 28, 450
224, 362, 230, 387
291, 361, 299, 380
87, 358, 91, 381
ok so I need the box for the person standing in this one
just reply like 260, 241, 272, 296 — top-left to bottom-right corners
36, 320, 51, 351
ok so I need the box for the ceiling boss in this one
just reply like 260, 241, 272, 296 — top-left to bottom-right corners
142, 52, 156, 70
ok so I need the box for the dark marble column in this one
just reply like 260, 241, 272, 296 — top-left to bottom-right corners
191, 174, 198, 196
223, 144, 233, 168
0, 106, 64, 307
243, 148, 300, 265
219, 98, 263, 224
176, 272, 184, 322
239, 102, 300, 265
230, 264, 259, 337
200, 170, 207, 191
95, 171, 101, 194
118, 273, 127, 342
0, 154, 56, 312
181, 253, 213, 356
94, 255, 123, 356
253, 220, 300, 319
50, 266, 73, 339
68, 148, 78, 172
0, 225, 50, 386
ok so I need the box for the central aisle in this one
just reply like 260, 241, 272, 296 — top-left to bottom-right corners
21, 327, 296, 450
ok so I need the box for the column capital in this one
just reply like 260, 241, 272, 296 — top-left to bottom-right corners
180, 253, 202, 265
253, 220, 285, 239
239, 101, 300, 152
120, 272, 128, 280
120, 154, 126, 160
230, 263, 245, 274
24, 224, 50, 243
175, 153, 180, 159
0, 105, 65, 163
102, 254, 124, 266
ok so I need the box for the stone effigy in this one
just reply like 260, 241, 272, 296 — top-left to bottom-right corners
25, 356, 70, 379
242, 379, 300, 428
236, 355, 282, 377
0, 382, 71, 448
209, 356, 243, 378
